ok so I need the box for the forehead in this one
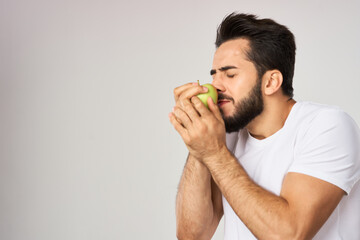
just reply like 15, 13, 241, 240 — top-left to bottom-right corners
213, 38, 251, 67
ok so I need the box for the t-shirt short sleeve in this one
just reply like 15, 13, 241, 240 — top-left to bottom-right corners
289, 109, 360, 194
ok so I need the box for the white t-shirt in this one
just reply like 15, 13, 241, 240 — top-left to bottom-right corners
223, 101, 360, 240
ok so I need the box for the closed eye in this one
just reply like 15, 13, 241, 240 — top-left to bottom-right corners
227, 74, 236, 78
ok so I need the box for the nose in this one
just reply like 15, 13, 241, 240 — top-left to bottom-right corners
211, 76, 225, 93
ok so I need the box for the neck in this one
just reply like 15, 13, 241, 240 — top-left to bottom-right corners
246, 97, 296, 140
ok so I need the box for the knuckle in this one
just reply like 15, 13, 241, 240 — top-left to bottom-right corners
184, 101, 193, 110
192, 97, 202, 107
173, 107, 180, 115
180, 96, 190, 106
179, 111, 186, 119
184, 135, 191, 144
173, 87, 180, 96
174, 108, 182, 117
191, 96, 199, 103
176, 102, 183, 109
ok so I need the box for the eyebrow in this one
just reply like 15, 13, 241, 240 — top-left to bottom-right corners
210, 65, 238, 75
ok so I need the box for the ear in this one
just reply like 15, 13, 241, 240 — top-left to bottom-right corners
262, 70, 283, 96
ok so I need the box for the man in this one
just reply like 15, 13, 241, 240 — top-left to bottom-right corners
169, 13, 360, 240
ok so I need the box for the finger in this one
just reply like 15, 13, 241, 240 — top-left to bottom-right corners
169, 112, 189, 138
182, 98, 201, 122
208, 96, 223, 121
173, 82, 199, 102
173, 106, 192, 129
177, 84, 208, 109
170, 107, 185, 127
191, 96, 210, 117
179, 84, 208, 102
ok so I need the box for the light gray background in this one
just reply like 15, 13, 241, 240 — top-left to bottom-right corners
1, 0, 359, 239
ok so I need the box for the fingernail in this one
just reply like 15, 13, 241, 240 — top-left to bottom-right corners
203, 87, 208, 92
193, 82, 198, 86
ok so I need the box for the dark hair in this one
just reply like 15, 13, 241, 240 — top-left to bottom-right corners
215, 13, 296, 97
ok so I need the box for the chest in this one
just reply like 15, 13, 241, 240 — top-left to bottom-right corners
234, 138, 295, 195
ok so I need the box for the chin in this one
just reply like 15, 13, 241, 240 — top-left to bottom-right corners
219, 104, 234, 118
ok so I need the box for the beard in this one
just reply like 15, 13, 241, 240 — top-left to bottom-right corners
219, 79, 264, 133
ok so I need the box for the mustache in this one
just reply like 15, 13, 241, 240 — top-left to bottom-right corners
218, 93, 234, 102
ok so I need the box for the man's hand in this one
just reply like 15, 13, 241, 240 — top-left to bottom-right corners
169, 82, 227, 162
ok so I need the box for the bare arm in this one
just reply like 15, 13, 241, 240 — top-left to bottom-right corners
205, 147, 344, 240
176, 153, 223, 240
170, 83, 223, 239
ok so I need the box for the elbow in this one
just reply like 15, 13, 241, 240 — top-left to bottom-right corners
176, 223, 192, 240
176, 227, 201, 240
176, 225, 209, 240
264, 223, 308, 240
176, 227, 190, 240
176, 230, 196, 240
176, 230, 184, 240
282, 224, 309, 240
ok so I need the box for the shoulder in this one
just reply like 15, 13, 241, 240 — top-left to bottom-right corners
294, 101, 348, 120
290, 101, 360, 194
293, 101, 359, 138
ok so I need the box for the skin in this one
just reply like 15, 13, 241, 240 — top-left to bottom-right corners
169, 38, 345, 240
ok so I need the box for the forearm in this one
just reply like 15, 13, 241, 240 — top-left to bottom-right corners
176, 153, 216, 239
206, 148, 294, 240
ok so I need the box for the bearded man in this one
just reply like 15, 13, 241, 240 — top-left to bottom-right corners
169, 13, 360, 240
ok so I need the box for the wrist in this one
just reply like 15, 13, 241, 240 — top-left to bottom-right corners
187, 153, 211, 173
202, 145, 230, 166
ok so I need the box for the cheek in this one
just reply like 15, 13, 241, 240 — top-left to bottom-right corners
230, 76, 257, 99
225, 81, 243, 101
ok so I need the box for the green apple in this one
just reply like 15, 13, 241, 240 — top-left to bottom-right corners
196, 82, 218, 109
